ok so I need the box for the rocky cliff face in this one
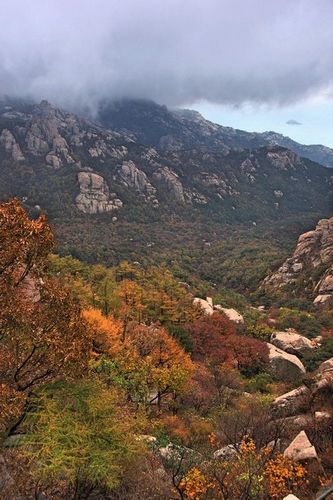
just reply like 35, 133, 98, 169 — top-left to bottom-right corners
76, 172, 122, 214
263, 217, 333, 303
117, 160, 158, 204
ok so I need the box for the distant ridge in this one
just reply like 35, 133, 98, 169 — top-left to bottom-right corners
99, 98, 333, 168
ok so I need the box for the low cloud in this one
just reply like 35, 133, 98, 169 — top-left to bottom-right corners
286, 119, 302, 126
0, 0, 333, 111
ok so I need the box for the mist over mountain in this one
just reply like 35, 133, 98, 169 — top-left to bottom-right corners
1, 0, 333, 113
2, 3, 333, 498
0, 97, 332, 290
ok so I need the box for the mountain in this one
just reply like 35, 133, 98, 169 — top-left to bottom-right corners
263, 216, 333, 304
99, 99, 333, 168
0, 98, 332, 291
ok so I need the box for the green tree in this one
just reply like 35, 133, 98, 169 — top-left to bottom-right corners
23, 380, 145, 499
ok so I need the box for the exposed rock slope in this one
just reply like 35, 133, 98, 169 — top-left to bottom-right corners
263, 216, 333, 302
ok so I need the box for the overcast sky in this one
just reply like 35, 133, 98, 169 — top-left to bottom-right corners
1, 0, 333, 145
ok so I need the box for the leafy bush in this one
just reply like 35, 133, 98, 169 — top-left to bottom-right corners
302, 338, 333, 372
273, 307, 321, 338
23, 381, 144, 495
245, 373, 273, 393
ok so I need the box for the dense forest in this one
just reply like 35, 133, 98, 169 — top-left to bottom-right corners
1, 198, 333, 499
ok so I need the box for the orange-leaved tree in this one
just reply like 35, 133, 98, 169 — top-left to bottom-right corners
0, 199, 91, 437
96, 323, 194, 408
83, 308, 122, 355
177, 437, 307, 499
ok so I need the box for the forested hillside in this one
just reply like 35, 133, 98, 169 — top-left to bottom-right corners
0, 98, 332, 294
1, 199, 333, 499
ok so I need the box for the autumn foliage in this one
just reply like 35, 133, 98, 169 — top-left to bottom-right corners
96, 323, 194, 407
0, 199, 326, 498
0, 199, 91, 436
177, 438, 306, 500
185, 313, 268, 375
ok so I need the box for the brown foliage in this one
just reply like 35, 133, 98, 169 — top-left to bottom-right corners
0, 199, 91, 435
185, 313, 268, 374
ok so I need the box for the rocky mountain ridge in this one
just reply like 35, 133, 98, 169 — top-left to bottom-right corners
0, 97, 332, 281
0, 99, 332, 218
99, 99, 333, 168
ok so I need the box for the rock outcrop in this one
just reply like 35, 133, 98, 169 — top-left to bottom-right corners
0, 129, 25, 161
267, 343, 306, 381
267, 149, 302, 171
213, 444, 238, 460
318, 357, 333, 374
270, 330, 315, 356
214, 305, 244, 324
284, 430, 318, 463
263, 216, 333, 302
193, 297, 214, 315
273, 386, 311, 416
273, 368, 333, 418
76, 172, 122, 214
193, 298, 244, 324
117, 161, 158, 204
153, 167, 185, 203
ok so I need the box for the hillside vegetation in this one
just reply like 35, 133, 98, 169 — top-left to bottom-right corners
1, 199, 333, 499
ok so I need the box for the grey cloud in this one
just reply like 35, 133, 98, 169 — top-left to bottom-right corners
0, 0, 333, 111
286, 119, 302, 125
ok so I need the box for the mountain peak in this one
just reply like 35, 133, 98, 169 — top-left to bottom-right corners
97, 99, 333, 168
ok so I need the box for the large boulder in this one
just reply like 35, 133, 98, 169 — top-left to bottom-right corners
273, 386, 310, 416
270, 330, 315, 356
284, 430, 318, 463
267, 343, 306, 382
314, 293, 333, 305
193, 297, 214, 315
214, 306, 244, 324
213, 444, 238, 460
318, 357, 333, 374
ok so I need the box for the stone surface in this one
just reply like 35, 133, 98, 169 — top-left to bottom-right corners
316, 267, 333, 295
214, 305, 244, 324
270, 330, 315, 356
318, 357, 333, 374
213, 444, 238, 460
0, 128, 25, 161
193, 297, 214, 315
314, 294, 332, 305
284, 430, 318, 462
267, 343, 306, 381
263, 216, 333, 300
153, 167, 185, 203
45, 152, 62, 168
273, 386, 310, 416
76, 172, 122, 214
117, 160, 157, 203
